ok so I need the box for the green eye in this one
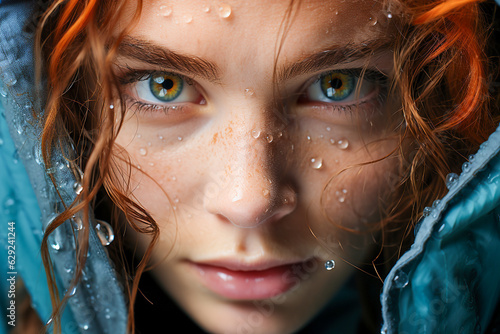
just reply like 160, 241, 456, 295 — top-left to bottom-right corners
150, 73, 184, 102
320, 72, 355, 101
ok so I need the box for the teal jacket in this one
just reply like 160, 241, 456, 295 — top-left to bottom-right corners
1, 1, 500, 333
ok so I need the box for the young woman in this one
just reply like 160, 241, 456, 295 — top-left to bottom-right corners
0, 0, 499, 333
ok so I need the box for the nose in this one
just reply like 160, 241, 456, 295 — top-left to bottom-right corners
204, 117, 297, 228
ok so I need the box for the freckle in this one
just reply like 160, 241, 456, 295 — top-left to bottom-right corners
211, 132, 219, 145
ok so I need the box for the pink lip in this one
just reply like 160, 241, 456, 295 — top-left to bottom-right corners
190, 259, 312, 300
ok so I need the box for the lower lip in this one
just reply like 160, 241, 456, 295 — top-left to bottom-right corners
192, 262, 304, 300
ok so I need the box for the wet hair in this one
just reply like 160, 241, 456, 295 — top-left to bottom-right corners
35, 0, 499, 333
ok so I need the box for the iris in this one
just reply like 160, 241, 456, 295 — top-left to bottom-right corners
150, 72, 183, 102
320, 72, 355, 101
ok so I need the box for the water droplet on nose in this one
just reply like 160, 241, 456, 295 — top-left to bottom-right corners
445, 173, 459, 189
159, 4, 173, 17
310, 157, 323, 169
244, 88, 255, 97
325, 260, 335, 270
266, 134, 274, 143
337, 139, 349, 150
0, 87, 7, 97
251, 129, 261, 139
139, 147, 148, 156
422, 206, 432, 217
335, 189, 347, 203
462, 161, 471, 173
218, 4, 232, 19
183, 15, 193, 23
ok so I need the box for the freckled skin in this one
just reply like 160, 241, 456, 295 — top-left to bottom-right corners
113, 1, 402, 333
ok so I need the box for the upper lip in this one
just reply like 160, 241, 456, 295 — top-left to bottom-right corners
191, 257, 313, 272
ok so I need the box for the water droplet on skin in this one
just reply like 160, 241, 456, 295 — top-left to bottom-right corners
335, 10, 339, 15
369, 17, 378, 26
177, 136, 183, 141
387, 12, 393, 19
251, 129, 261, 139
325, 260, 335, 270
139, 147, 148, 156
137, 134, 142, 139
329, 138, 335, 145
326, 127, 331, 132
183, 15, 193, 23
310, 157, 323, 169
159, 4, 173, 17
266, 134, 274, 143
307, 135, 312, 142
109, 104, 114, 109
335, 189, 347, 202
244, 88, 255, 97
262, 189, 270, 198
445, 173, 459, 189
202, 5, 210, 13
218, 4, 232, 19
337, 139, 349, 150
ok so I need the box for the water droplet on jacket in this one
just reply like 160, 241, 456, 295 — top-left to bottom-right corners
50, 240, 61, 251
0, 87, 7, 97
251, 129, 261, 139
68, 286, 77, 297
73, 182, 83, 195
310, 157, 323, 169
159, 4, 173, 17
266, 134, 273, 143
139, 147, 148, 156
244, 88, 255, 97
432, 199, 441, 208
325, 260, 335, 270
337, 139, 349, 150
393, 271, 408, 288
445, 173, 459, 189
0, 138, 4, 146
462, 161, 471, 173
95, 219, 115, 246
422, 206, 432, 217
437, 223, 445, 233
468, 154, 475, 162
218, 4, 232, 18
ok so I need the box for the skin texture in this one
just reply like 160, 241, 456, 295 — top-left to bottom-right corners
112, 0, 402, 333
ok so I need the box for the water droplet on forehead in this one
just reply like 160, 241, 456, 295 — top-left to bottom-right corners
139, 147, 148, 156
251, 129, 261, 139
159, 4, 173, 17
310, 157, 323, 170
218, 4, 232, 19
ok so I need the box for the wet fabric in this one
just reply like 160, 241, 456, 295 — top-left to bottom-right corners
0, 1, 127, 333
0, 1, 499, 334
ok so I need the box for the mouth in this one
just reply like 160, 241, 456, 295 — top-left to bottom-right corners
190, 258, 316, 300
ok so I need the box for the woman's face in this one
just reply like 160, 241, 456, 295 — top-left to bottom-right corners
113, 0, 401, 333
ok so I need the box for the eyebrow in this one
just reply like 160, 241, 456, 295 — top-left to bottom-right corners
117, 36, 222, 83
276, 39, 393, 82
117, 36, 391, 84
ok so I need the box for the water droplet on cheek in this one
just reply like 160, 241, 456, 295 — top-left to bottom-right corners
218, 4, 232, 19
337, 139, 349, 150
183, 15, 193, 23
266, 134, 274, 143
202, 5, 210, 13
139, 147, 148, 156
310, 158, 323, 170
251, 129, 261, 139
159, 4, 173, 17
262, 189, 270, 198
335, 189, 348, 203
244, 88, 255, 97
177, 136, 183, 141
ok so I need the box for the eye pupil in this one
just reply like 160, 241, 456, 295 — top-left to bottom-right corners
329, 78, 343, 89
163, 79, 174, 90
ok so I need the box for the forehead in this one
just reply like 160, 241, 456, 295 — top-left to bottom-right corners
130, 0, 396, 65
